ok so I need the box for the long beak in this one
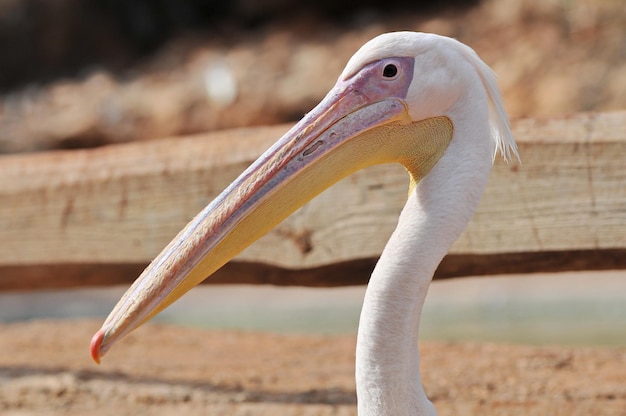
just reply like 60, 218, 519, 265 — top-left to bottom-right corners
91, 72, 453, 363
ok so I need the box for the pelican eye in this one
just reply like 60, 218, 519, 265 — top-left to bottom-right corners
382, 64, 398, 78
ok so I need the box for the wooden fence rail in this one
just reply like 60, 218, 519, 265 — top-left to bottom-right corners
1, 111, 625, 290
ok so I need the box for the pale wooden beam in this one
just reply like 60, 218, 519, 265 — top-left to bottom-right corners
1, 111, 625, 290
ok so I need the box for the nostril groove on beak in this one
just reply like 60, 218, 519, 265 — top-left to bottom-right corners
302, 140, 325, 157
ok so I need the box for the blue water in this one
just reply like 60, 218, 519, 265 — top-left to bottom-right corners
1, 272, 625, 347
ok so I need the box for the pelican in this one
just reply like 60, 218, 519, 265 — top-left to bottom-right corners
91, 32, 518, 415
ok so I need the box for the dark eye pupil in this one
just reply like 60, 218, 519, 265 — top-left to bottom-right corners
383, 64, 398, 78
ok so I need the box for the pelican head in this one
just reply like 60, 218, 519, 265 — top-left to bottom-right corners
91, 31, 517, 414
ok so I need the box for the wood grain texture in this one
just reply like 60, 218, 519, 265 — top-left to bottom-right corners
1, 111, 624, 289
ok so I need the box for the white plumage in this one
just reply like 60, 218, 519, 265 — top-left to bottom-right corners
349, 32, 517, 415
92, 32, 519, 416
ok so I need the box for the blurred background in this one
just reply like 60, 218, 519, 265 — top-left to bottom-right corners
0, 0, 624, 153
1, 0, 625, 346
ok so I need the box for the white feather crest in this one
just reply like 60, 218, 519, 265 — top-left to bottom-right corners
452, 39, 520, 162
343, 32, 520, 163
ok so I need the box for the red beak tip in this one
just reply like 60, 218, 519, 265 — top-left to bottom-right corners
90, 329, 104, 365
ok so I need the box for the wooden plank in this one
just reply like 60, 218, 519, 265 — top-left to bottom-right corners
2, 250, 626, 291
1, 111, 625, 290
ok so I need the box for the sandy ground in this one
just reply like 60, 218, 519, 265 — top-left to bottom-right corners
0, 319, 625, 416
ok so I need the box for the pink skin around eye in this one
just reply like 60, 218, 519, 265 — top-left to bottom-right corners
284, 56, 415, 140
338, 57, 415, 102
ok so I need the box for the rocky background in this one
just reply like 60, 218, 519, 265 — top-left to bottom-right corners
0, 0, 623, 153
